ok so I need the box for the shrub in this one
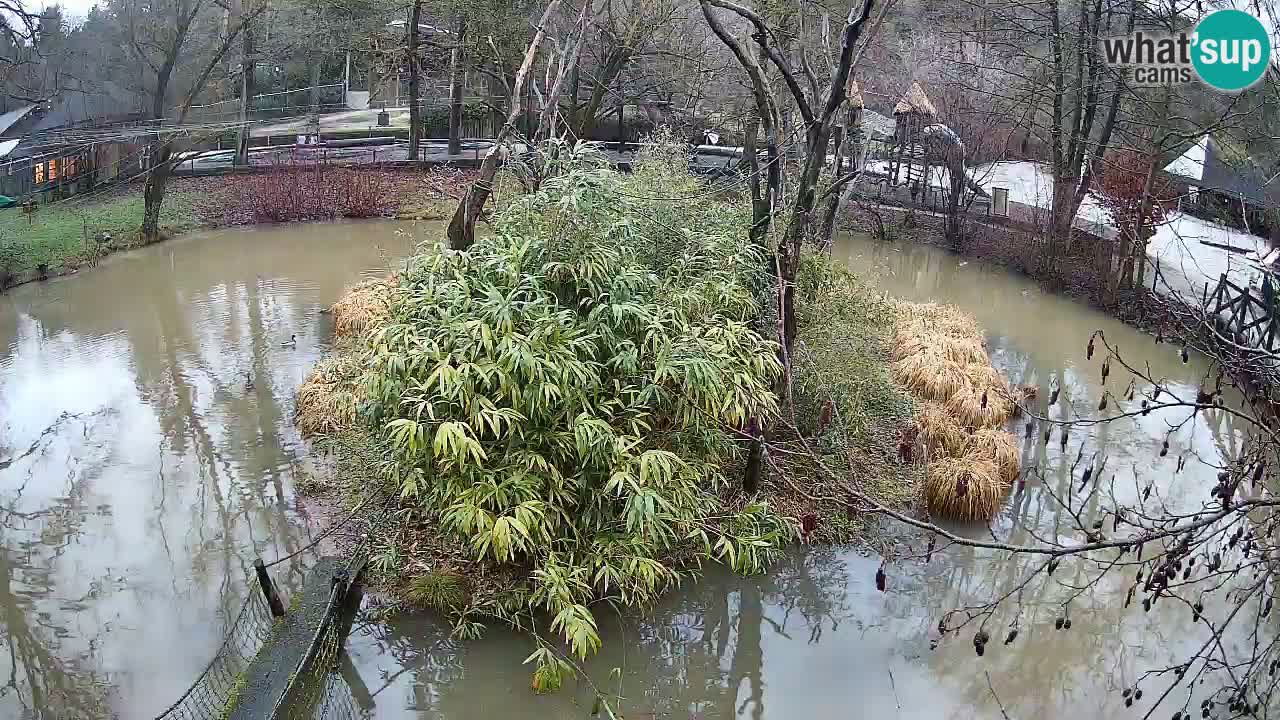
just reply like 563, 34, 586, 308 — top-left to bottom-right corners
356, 140, 790, 667
223, 161, 392, 224
0, 240, 19, 288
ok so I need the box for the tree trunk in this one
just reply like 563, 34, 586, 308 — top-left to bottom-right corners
945, 168, 964, 246
235, 20, 255, 166
566, 63, 579, 139
447, 17, 466, 156
572, 52, 627, 141
818, 125, 846, 249
309, 57, 322, 113
141, 142, 173, 242
536, 0, 592, 142
1134, 237, 1148, 291
407, 0, 422, 161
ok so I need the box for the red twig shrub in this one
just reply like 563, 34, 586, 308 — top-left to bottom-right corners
221, 159, 393, 224
1095, 148, 1174, 241
335, 168, 386, 218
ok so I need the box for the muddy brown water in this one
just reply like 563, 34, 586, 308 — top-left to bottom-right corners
0, 224, 1249, 719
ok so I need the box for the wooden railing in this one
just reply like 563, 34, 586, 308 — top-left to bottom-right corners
1205, 273, 1280, 353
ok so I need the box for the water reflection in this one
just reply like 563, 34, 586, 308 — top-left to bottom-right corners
342, 232, 1248, 720
0, 220, 427, 719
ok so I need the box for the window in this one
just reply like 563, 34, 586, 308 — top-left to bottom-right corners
64, 156, 77, 177
48, 158, 58, 180
33, 162, 44, 184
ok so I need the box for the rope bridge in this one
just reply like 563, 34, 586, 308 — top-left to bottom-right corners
154, 492, 396, 720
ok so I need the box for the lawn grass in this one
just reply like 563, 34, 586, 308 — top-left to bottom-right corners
0, 188, 203, 281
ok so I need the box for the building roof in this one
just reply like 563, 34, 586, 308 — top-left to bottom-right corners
0, 105, 36, 136
1164, 134, 1280, 210
28, 83, 147, 133
1164, 135, 1207, 180
894, 82, 936, 116
0, 139, 19, 158
862, 109, 896, 139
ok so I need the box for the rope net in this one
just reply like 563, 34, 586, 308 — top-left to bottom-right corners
280, 607, 368, 720
153, 586, 279, 720
155, 490, 392, 720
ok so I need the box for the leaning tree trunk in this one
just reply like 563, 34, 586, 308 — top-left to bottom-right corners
446, 0, 562, 250
141, 143, 174, 242
818, 125, 847, 249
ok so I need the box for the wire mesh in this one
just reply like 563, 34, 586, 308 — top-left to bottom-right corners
153, 586, 278, 720
279, 614, 368, 720
156, 492, 394, 720
286, 612, 342, 720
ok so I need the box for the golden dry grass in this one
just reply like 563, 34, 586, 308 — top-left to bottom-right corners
890, 331, 988, 366
296, 356, 363, 435
915, 400, 967, 455
332, 277, 395, 339
893, 301, 1017, 521
924, 455, 1008, 521
945, 386, 1015, 429
891, 355, 971, 403
962, 428, 1022, 483
896, 302, 983, 339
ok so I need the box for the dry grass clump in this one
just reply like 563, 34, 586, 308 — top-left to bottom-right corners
892, 354, 971, 403
963, 428, 1021, 483
890, 332, 987, 366
891, 301, 1019, 522
945, 386, 1015, 429
296, 355, 363, 435
331, 276, 396, 339
896, 302, 983, 339
924, 455, 1006, 521
915, 400, 967, 455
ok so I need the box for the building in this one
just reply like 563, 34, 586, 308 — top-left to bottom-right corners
0, 84, 150, 204
1162, 134, 1280, 241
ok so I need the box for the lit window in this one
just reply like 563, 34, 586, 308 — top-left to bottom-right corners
64, 157, 76, 176
48, 159, 57, 180
34, 163, 44, 184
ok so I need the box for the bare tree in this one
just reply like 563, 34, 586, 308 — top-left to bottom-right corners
407, 0, 423, 160
119, 0, 264, 241
446, 0, 563, 250
447, 14, 467, 155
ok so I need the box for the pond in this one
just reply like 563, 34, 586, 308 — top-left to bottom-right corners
0, 223, 1245, 719
0, 220, 424, 719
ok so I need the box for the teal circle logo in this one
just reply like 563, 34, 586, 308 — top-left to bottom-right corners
1192, 9, 1272, 91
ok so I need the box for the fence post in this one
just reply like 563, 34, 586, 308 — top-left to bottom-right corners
255, 558, 287, 617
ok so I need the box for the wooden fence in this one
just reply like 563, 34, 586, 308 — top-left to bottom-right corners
1205, 273, 1280, 354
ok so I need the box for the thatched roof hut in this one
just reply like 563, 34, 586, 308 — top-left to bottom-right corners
894, 82, 937, 117
846, 78, 864, 109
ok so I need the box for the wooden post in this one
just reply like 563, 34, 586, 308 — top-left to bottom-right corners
255, 558, 286, 617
